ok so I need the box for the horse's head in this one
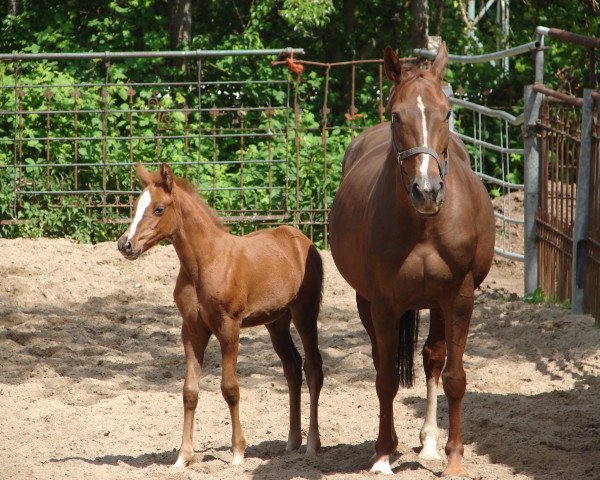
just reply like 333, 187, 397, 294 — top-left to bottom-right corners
384, 43, 451, 217
117, 163, 177, 260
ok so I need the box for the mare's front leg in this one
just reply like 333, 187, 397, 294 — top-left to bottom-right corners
217, 317, 246, 465
441, 275, 474, 477
173, 274, 212, 467
369, 298, 400, 475
419, 308, 446, 461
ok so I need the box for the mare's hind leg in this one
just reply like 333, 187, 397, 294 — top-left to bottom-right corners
419, 308, 446, 461
266, 312, 303, 452
441, 275, 475, 477
291, 300, 324, 456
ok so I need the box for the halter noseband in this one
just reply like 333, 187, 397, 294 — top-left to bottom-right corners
390, 117, 449, 186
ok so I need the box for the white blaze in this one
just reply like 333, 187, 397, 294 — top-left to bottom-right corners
416, 95, 430, 189
127, 190, 151, 241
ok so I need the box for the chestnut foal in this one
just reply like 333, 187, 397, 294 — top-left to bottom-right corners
118, 163, 323, 467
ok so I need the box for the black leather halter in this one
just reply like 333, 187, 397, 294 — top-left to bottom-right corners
390, 117, 449, 183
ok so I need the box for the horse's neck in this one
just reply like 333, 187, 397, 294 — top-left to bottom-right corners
171, 190, 229, 281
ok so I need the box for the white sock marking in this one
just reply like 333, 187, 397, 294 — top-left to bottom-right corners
127, 190, 151, 241
416, 95, 430, 190
419, 377, 441, 460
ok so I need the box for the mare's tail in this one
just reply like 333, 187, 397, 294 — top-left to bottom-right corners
398, 309, 420, 388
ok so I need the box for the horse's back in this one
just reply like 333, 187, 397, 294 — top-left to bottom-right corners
342, 123, 391, 177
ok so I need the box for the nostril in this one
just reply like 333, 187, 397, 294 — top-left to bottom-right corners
412, 182, 421, 197
124, 241, 132, 253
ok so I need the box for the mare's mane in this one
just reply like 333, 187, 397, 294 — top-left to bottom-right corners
147, 170, 228, 231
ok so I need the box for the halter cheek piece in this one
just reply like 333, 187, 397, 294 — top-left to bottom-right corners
390, 116, 449, 192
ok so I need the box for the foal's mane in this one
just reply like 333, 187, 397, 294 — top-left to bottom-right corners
149, 170, 228, 231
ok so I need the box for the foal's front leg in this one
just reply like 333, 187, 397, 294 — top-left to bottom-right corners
173, 320, 212, 467
217, 319, 246, 465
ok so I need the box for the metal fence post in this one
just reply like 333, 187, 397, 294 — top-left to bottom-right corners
523, 85, 543, 295
572, 89, 593, 314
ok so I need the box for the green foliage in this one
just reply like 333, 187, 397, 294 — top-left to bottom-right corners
523, 287, 571, 309
0, 0, 596, 246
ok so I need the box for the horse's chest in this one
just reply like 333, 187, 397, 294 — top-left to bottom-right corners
398, 251, 453, 285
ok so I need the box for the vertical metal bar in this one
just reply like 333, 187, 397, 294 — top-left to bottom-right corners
535, 31, 545, 84
349, 64, 356, 136
44, 87, 52, 189
266, 107, 273, 212
11, 62, 20, 222
196, 58, 203, 187
101, 59, 110, 221
211, 107, 218, 208
293, 76, 301, 225
127, 85, 135, 215
572, 89, 593, 313
322, 65, 330, 249
239, 108, 245, 234
72, 88, 80, 190
524, 85, 543, 295
378, 63, 384, 123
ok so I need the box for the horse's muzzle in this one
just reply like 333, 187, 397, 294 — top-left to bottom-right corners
411, 178, 445, 216
117, 236, 142, 260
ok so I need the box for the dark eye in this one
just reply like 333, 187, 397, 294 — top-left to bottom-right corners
391, 112, 400, 123
445, 109, 452, 121
153, 205, 165, 216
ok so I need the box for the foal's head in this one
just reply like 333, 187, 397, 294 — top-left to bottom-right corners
117, 163, 178, 260
384, 43, 450, 217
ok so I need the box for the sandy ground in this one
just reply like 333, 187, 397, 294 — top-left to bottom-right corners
0, 238, 599, 480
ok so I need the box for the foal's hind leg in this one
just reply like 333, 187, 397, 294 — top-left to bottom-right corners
266, 312, 303, 452
291, 302, 323, 456
419, 308, 446, 461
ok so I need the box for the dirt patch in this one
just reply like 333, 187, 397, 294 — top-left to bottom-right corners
1, 238, 598, 480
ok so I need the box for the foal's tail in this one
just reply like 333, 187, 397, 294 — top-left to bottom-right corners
305, 244, 324, 316
398, 309, 420, 388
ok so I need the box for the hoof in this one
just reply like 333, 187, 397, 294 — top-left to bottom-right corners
231, 452, 244, 465
370, 455, 394, 475
171, 456, 191, 468
419, 436, 441, 461
442, 461, 469, 477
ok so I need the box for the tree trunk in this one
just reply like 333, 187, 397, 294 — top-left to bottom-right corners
8, 0, 19, 16
169, 0, 192, 50
411, 0, 429, 49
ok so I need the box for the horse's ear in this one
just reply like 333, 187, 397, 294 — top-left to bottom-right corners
430, 41, 448, 81
160, 163, 174, 193
383, 46, 402, 83
136, 163, 153, 188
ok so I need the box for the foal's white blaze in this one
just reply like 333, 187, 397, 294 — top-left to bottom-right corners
127, 189, 151, 241
416, 95, 431, 190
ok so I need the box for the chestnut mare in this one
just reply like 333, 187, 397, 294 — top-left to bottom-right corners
329, 43, 495, 476
117, 164, 324, 467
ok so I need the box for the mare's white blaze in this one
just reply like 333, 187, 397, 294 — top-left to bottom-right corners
416, 95, 430, 190
127, 189, 151, 241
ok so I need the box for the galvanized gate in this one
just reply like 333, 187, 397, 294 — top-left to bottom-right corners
0, 49, 300, 239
